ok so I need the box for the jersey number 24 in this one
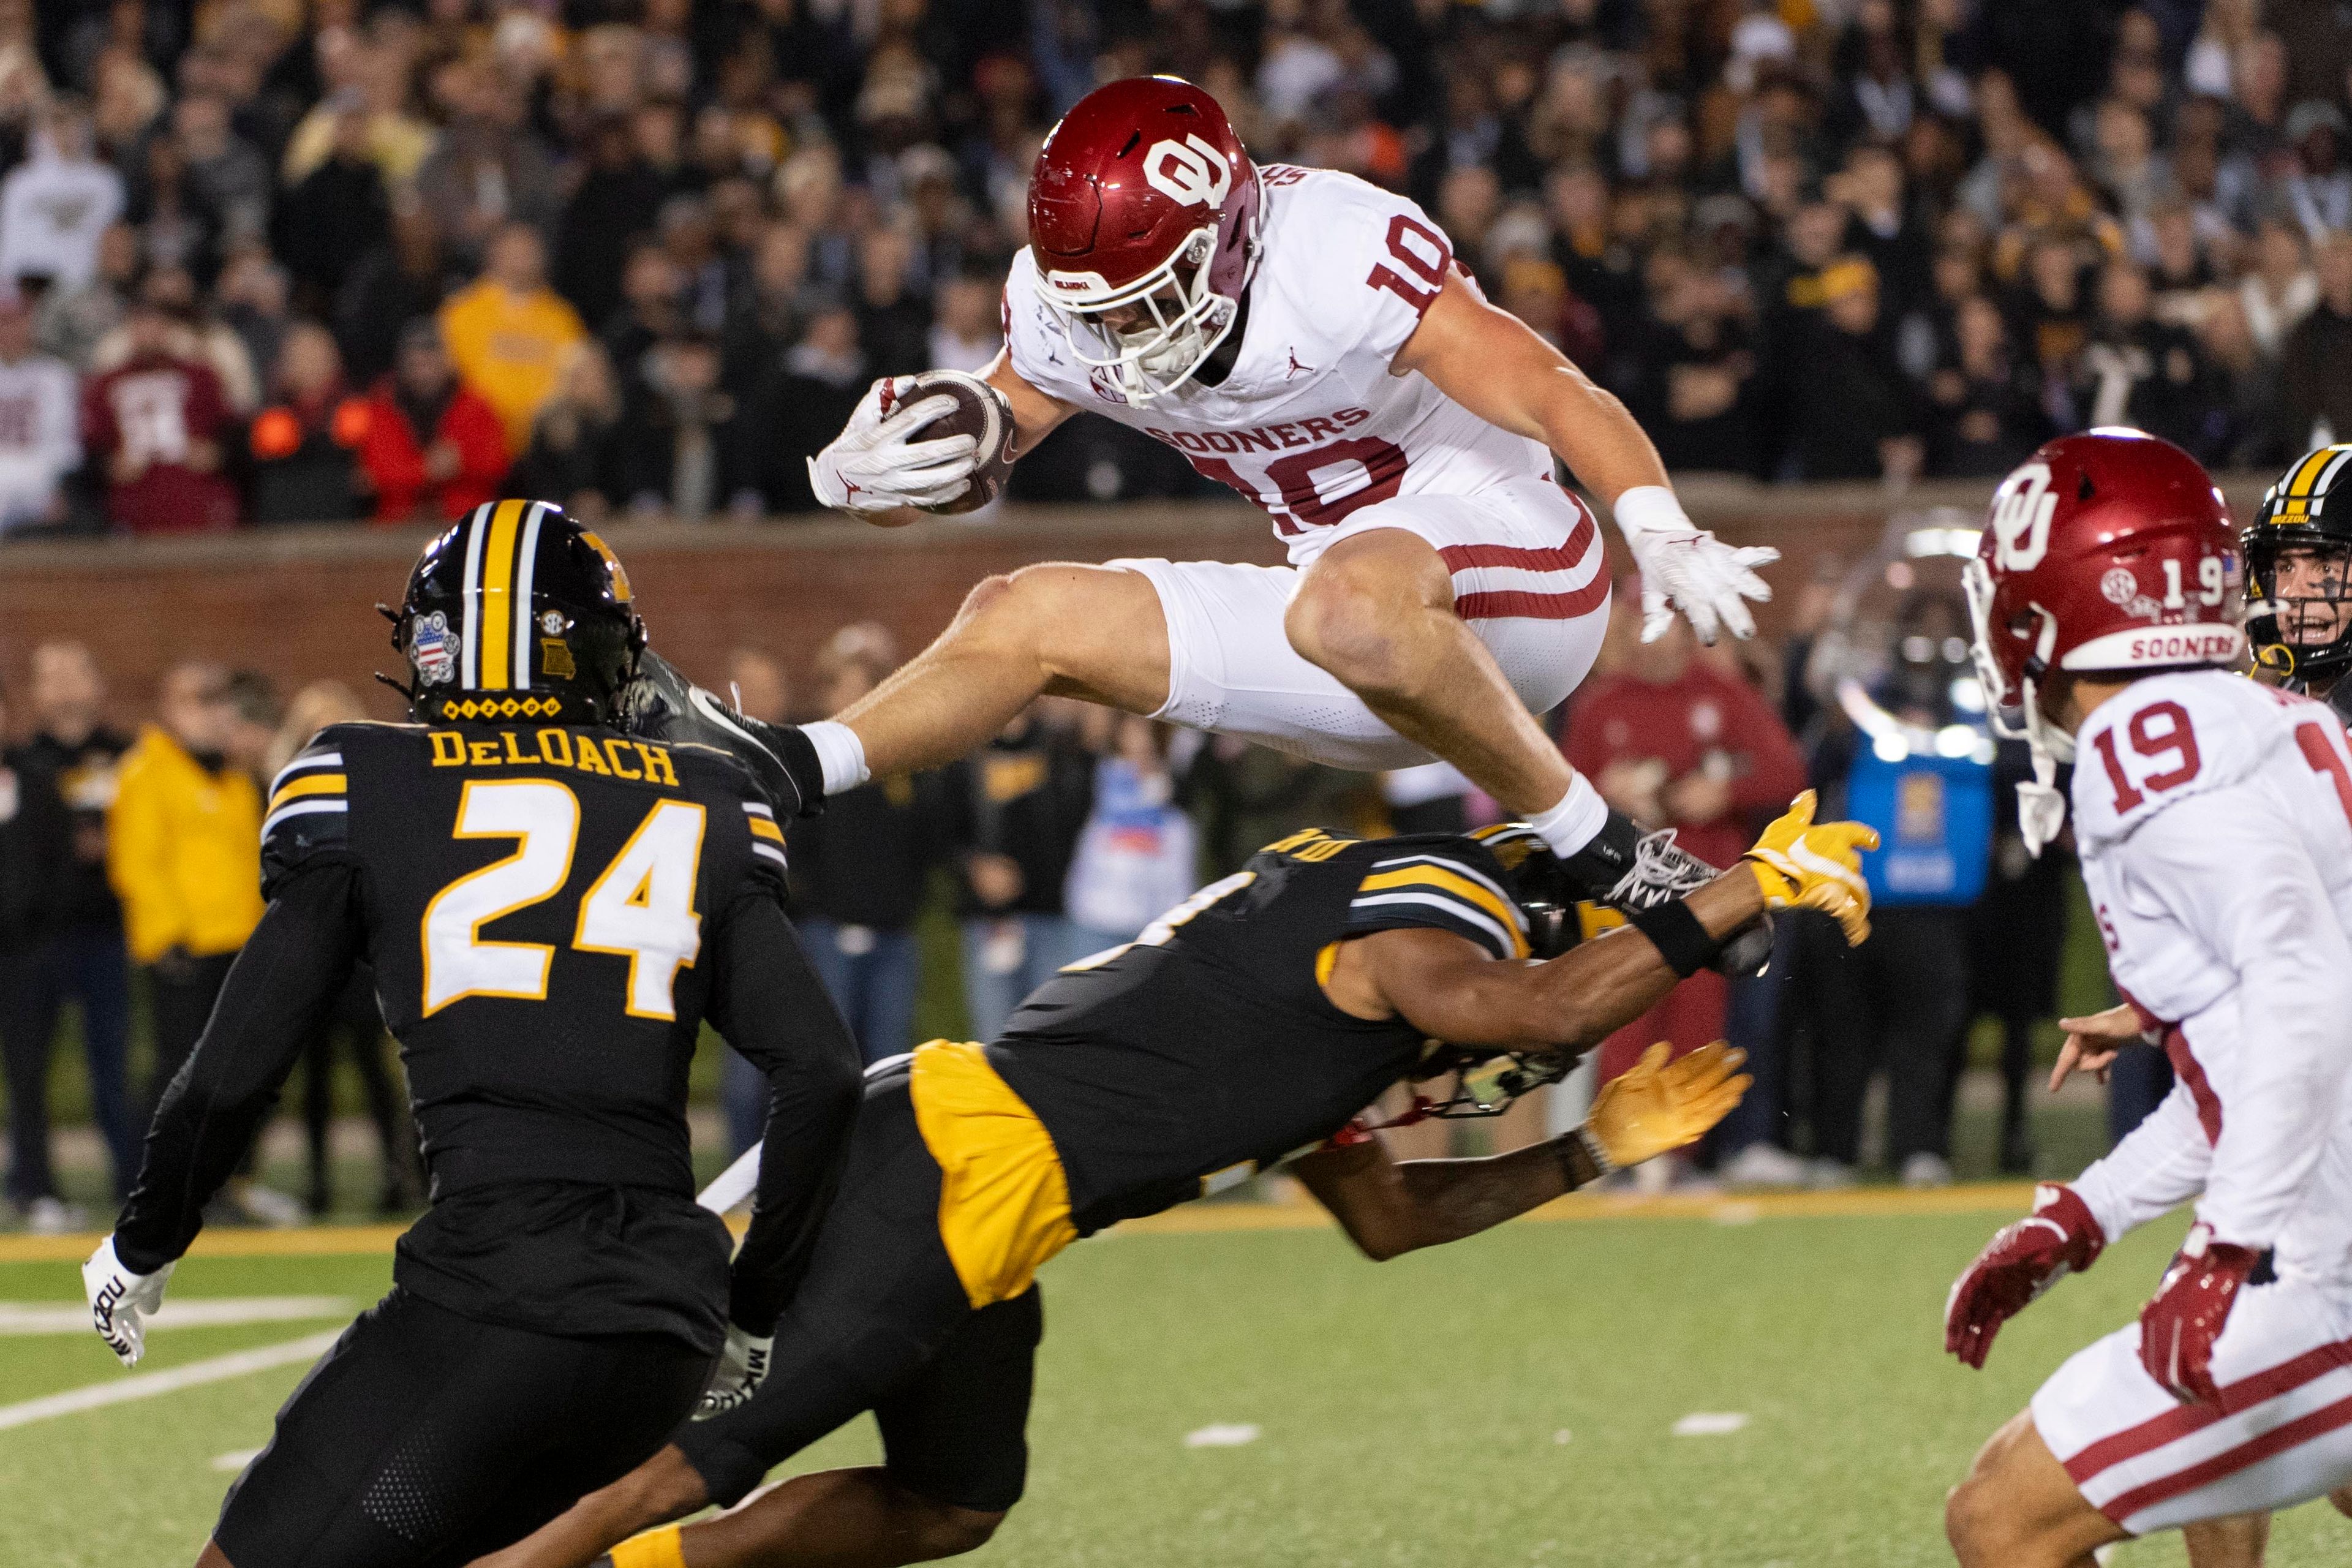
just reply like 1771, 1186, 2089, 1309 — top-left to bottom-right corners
421, 780, 705, 1020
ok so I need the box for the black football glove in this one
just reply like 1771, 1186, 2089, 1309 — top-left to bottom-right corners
619, 650, 826, 818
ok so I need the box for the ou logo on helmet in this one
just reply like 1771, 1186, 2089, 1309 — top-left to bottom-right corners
1991, 461, 2059, 571
1144, 134, 1232, 209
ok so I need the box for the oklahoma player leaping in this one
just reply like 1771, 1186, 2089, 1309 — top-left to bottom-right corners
793, 75, 1775, 886
1941, 431, 2352, 1567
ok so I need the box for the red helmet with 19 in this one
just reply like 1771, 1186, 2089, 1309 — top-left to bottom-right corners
1964, 428, 2242, 848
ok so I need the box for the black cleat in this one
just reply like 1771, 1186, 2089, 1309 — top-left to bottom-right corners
620, 650, 827, 816
1561, 807, 1774, 976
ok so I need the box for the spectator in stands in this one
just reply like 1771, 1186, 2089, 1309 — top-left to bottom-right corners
0, 287, 78, 533
944, 699, 1095, 1043
2078, 259, 2211, 451
1784, 255, 1921, 483
80, 285, 238, 534
357, 317, 507, 524
617, 331, 746, 521
107, 661, 262, 1118
334, 199, 454, 388
2282, 230, 2352, 450
271, 91, 389, 317
780, 627, 936, 1067
34, 220, 134, 372
929, 265, 1003, 374
438, 221, 586, 453
1927, 295, 2047, 478
412, 59, 558, 273
1566, 593, 1807, 1188
171, 92, 269, 255
751, 298, 865, 513
247, 322, 368, 525
2240, 217, 2318, 359
1064, 715, 1197, 954
0, 677, 83, 1230
0, 98, 123, 293
508, 341, 625, 525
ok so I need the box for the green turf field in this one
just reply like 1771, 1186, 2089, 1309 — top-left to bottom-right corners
2, 1204, 2340, 1568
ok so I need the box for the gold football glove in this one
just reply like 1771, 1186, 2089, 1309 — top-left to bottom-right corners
1581, 1041, 1751, 1172
1743, 790, 1879, 946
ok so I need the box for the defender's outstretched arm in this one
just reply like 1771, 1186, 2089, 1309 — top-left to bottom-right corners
1295, 1042, 1748, 1260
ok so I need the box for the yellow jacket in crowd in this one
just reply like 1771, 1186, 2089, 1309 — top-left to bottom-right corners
107, 726, 265, 964
438, 279, 586, 451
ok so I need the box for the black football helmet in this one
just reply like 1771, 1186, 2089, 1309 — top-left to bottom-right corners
388, 500, 647, 726
1466, 822, 1583, 959
2245, 444, 2352, 685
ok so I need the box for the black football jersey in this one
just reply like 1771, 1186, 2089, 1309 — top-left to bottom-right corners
264, 720, 783, 1197
988, 828, 1532, 1234
118, 717, 855, 1352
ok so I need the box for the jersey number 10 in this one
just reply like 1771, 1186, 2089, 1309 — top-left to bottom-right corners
421, 780, 706, 1020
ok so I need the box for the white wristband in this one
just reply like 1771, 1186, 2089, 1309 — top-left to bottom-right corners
1610, 484, 1687, 539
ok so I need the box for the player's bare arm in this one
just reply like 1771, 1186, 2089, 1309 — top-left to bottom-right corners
1392, 268, 1776, 646
1392, 270, 1668, 510
1294, 1042, 1747, 1261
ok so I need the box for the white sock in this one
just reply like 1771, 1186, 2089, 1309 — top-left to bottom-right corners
803, 720, 870, 795
1527, 773, 1608, 856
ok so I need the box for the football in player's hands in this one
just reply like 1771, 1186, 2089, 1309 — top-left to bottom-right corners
904, 370, 1016, 515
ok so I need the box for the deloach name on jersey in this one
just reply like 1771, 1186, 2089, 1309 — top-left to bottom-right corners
426, 728, 680, 785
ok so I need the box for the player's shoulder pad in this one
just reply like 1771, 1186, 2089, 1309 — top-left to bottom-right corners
668, 740, 792, 895
1256, 166, 1455, 364
2068, 669, 2313, 851
1000, 245, 1091, 404
1337, 832, 1530, 962
260, 721, 382, 895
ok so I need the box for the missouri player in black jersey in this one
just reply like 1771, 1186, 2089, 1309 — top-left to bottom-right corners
477, 797, 1877, 1568
79, 502, 861, 1568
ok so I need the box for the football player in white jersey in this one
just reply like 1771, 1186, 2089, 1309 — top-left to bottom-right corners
1940, 431, 2352, 1566
791, 75, 1776, 898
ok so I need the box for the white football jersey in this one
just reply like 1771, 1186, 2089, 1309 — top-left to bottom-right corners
2067, 671, 2352, 1281
1003, 165, 1555, 568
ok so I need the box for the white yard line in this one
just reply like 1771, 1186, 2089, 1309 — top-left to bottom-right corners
0, 1297, 350, 1335
0, 1330, 342, 1432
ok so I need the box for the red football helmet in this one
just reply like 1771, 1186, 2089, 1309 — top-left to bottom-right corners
1965, 429, 2241, 763
1028, 76, 1262, 402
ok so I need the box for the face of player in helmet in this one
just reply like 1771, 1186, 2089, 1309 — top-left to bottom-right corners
2268, 543, 2352, 654
1049, 230, 1234, 399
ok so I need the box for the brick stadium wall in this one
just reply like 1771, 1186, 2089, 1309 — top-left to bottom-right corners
0, 475, 2276, 723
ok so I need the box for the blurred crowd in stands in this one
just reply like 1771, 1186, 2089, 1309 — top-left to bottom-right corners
0, 563, 2095, 1229
1, 0, 2350, 537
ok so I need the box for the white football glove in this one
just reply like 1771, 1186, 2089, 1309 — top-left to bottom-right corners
1612, 485, 1779, 644
83, 1235, 175, 1369
806, 377, 978, 512
695, 1322, 774, 1419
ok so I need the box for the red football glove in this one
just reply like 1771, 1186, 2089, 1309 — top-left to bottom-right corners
1945, 1185, 2106, 1370
2139, 1223, 2262, 1404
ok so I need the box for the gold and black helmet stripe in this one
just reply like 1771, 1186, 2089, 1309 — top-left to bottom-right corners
456, 499, 562, 693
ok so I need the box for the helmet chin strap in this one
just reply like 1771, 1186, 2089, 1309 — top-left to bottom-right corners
2015, 671, 2072, 858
